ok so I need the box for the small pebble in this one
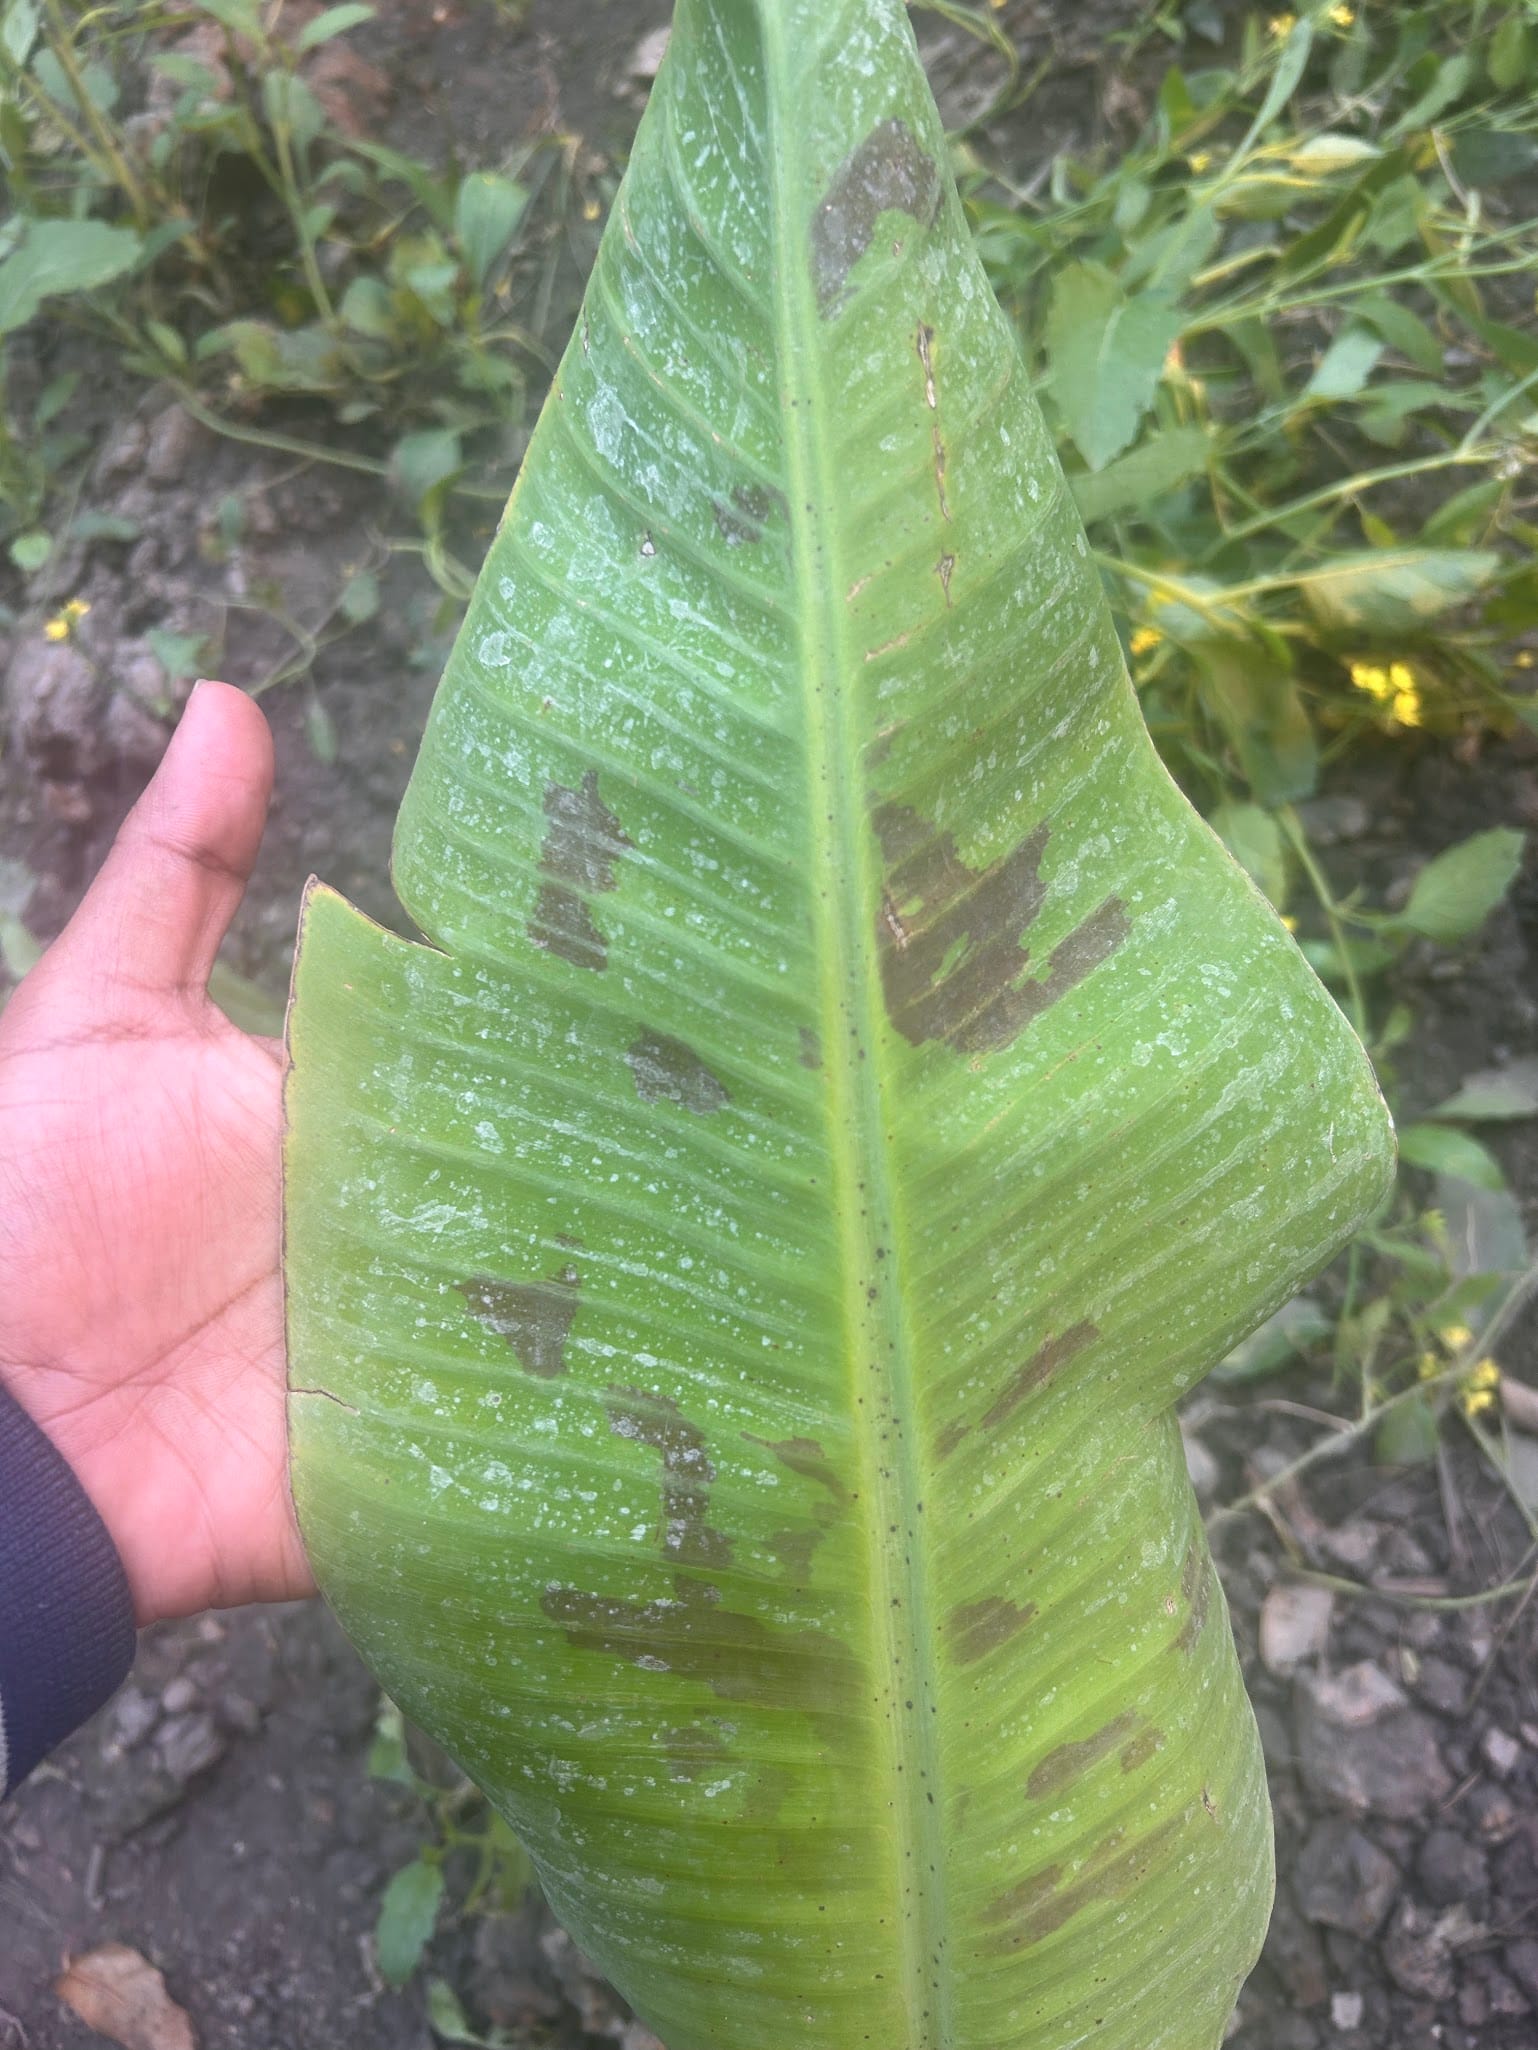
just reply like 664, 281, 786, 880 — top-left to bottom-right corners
1259, 1584, 1334, 1676
1330, 1991, 1364, 2031
1482, 1726, 1522, 1778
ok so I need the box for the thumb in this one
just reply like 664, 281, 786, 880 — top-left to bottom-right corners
43, 681, 274, 1008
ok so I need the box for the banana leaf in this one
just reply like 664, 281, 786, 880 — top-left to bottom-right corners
284, 2, 1395, 2044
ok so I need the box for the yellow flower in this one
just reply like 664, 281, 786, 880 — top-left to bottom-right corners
1189, 151, 1213, 173
1459, 1363, 1500, 1419
1391, 669, 1423, 726
1130, 626, 1162, 656
1269, 11, 1298, 35
1469, 1357, 1501, 1390
41, 597, 89, 644
1329, 2, 1355, 24
1349, 660, 1393, 701
1416, 1350, 1441, 1381
1441, 1322, 1473, 1354
1516, 651, 1535, 669
1461, 1386, 1496, 1417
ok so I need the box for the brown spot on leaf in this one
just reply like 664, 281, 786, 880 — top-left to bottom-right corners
527, 771, 631, 971
627, 1029, 730, 1115
459, 1261, 581, 1378
871, 803, 1131, 1055
1027, 1712, 1141, 1801
1173, 1537, 1213, 1654
933, 428, 951, 521
916, 323, 938, 409
798, 1026, 823, 1070
1121, 1726, 1165, 1774
541, 1575, 860, 1725
658, 1721, 732, 1783
976, 1321, 1099, 1437
712, 483, 785, 547
946, 1596, 1037, 1665
934, 1416, 971, 1463
811, 118, 942, 318
982, 1812, 1185, 1951
935, 551, 956, 605
744, 1433, 849, 1504
607, 1387, 732, 1568
771, 1526, 825, 1583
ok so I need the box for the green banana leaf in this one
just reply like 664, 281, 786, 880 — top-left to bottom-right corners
284, 2, 1395, 2044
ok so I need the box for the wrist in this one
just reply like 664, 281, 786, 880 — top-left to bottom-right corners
0, 1381, 137, 1795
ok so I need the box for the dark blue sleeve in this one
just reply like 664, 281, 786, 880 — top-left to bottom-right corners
0, 1385, 137, 1796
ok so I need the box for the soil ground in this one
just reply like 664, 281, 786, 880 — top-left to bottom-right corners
2, 4, 1537, 2047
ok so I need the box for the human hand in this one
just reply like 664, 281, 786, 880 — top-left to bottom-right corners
0, 681, 313, 1624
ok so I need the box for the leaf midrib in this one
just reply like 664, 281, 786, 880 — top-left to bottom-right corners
753, 11, 955, 2042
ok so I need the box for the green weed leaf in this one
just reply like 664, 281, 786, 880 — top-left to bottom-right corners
375, 1858, 444, 1987
1213, 1296, 1333, 1384
1397, 1123, 1506, 1193
1201, 646, 1318, 803
1299, 548, 1501, 632
0, 219, 143, 336
1070, 425, 1210, 525
8, 529, 51, 572
455, 172, 530, 290
1, 0, 40, 65
295, 2, 376, 51
1428, 1060, 1538, 1123
1045, 260, 1182, 470
1303, 325, 1383, 402
1396, 828, 1525, 943
1209, 801, 1287, 909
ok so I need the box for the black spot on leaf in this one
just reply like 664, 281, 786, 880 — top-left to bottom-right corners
459, 1261, 581, 1378
872, 802, 1129, 1055
981, 1812, 1186, 1951
811, 118, 942, 318
606, 1387, 733, 1568
528, 771, 631, 971
541, 1575, 860, 1726
627, 1029, 730, 1115
946, 1595, 1038, 1665
711, 482, 786, 547
1027, 1712, 1141, 1801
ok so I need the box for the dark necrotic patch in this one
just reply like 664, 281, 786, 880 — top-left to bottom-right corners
798, 1026, 823, 1070
872, 802, 1130, 1055
540, 1575, 861, 1727
458, 1261, 580, 1378
810, 117, 942, 318
527, 770, 631, 971
658, 1721, 732, 1783
1121, 1726, 1165, 1774
627, 1029, 730, 1116
981, 1812, 1184, 1952
979, 1320, 1099, 1435
607, 1387, 733, 1568
712, 482, 786, 547
946, 1595, 1037, 1665
1173, 1536, 1213, 1654
744, 1432, 849, 1505
1027, 1712, 1141, 1801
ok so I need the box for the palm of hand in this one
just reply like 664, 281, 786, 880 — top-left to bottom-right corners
0, 685, 312, 1622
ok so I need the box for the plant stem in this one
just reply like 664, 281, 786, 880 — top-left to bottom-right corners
268, 92, 337, 328
1279, 807, 1368, 1039
41, 1, 153, 229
